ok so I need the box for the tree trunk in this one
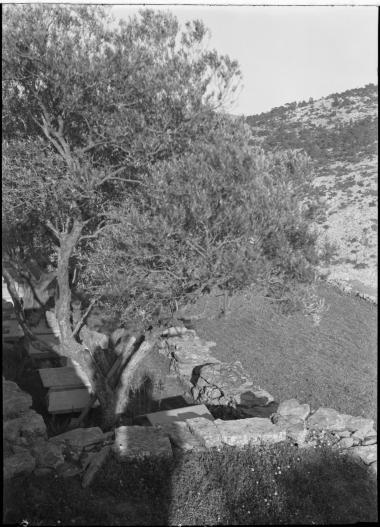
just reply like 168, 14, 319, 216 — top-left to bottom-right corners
114, 332, 159, 417
53, 219, 95, 390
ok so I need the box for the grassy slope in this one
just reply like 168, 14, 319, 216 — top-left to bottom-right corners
187, 283, 377, 424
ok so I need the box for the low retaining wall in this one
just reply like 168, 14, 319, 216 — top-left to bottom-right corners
3, 325, 377, 485
156, 326, 377, 475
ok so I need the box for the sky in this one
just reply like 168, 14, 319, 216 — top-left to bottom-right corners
111, 4, 378, 116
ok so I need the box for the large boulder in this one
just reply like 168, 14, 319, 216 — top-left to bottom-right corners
3, 380, 32, 419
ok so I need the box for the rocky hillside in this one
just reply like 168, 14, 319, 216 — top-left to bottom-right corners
246, 84, 378, 301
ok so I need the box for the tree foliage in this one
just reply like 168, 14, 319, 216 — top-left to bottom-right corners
2, 5, 323, 425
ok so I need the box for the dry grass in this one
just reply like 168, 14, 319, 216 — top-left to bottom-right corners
189, 283, 377, 424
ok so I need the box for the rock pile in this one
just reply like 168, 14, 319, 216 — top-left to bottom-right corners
3, 378, 113, 482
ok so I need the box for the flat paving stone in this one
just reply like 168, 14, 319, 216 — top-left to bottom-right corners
186, 417, 223, 448
145, 404, 214, 426
113, 426, 173, 460
158, 421, 205, 451
50, 427, 105, 450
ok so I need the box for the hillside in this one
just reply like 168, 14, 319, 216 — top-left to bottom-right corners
246, 84, 378, 301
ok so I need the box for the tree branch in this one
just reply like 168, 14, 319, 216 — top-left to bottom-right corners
72, 299, 97, 338
46, 220, 61, 241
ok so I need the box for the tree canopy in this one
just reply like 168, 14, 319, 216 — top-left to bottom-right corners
3, 4, 321, 331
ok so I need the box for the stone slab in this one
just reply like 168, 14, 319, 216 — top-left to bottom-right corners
145, 404, 214, 426
113, 426, 173, 460
186, 417, 223, 448
158, 421, 205, 451
214, 417, 287, 447
50, 427, 105, 450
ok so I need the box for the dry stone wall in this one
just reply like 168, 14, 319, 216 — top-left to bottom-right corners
3, 325, 377, 485
156, 326, 378, 477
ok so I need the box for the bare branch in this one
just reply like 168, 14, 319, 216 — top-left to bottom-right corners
72, 298, 97, 338
79, 222, 112, 241
46, 220, 61, 240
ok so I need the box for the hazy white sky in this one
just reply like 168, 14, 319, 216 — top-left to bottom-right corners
112, 5, 378, 116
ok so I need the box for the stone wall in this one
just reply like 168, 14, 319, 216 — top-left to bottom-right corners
3, 378, 112, 481
156, 326, 378, 477
3, 326, 377, 485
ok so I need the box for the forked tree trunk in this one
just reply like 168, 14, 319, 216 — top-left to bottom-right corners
52, 220, 95, 390
49, 218, 159, 430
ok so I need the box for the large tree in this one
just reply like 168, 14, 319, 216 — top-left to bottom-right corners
2, 4, 242, 424
3, 5, 322, 427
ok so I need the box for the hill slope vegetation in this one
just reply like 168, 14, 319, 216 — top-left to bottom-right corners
246, 84, 378, 300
